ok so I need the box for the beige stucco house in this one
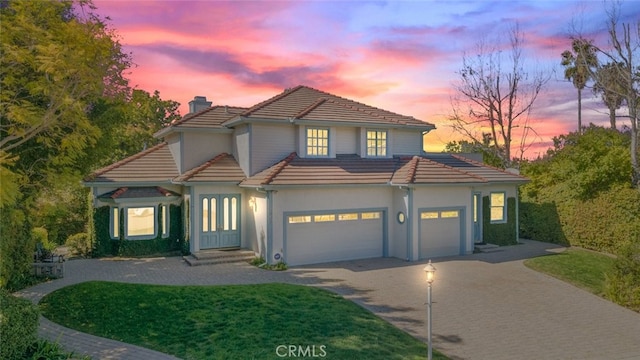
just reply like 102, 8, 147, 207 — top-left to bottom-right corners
84, 85, 527, 265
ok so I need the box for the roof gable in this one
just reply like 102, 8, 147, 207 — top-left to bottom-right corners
233, 86, 435, 129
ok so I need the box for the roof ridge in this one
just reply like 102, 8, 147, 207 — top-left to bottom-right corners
294, 97, 327, 119
263, 152, 297, 185
241, 86, 304, 117
302, 85, 415, 124
406, 156, 420, 183
170, 105, 243, 127
88, 142, 168, 179
418, 155, 487, 181
179, 153, 230, 182
451, 154, 526, 179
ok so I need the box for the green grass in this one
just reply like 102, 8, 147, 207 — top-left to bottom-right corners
524, 248, 616, 296
39, 282, 448, 360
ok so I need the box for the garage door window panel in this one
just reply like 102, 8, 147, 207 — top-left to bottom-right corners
361, 212, 381, 220
339, 213, 358, 221
314, 214, 336, 222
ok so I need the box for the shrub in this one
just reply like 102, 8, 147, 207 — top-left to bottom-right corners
31, 227, 54, 251
65, 233, 92, 257
605, 240, 640, 312
0, 289, 39, 360
0, 207, 37, 290
24, 339, 91, 360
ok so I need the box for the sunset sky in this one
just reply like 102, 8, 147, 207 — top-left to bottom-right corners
93, 0, 640, 158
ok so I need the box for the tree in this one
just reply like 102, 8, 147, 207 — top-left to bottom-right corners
590, 4, 640, 189
561, 38, 599, 134
444, 137, 504, 168
84, 89, 181, 169
449, 25, 548, 168
593, 62, 626, 129
0, 0, 132, 288
0, 0, 131, 163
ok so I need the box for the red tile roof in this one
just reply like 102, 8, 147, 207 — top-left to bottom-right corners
85, 143, 179, 183
234, 86, 435, 129
242, 153, 527, 187
98, 186, 180, 199
174, 153, 246, 183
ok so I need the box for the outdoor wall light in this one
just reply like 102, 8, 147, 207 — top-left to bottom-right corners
423, 260, 436, 360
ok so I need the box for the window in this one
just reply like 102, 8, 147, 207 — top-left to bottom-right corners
314, 214, 335, 222
126, 207, 155, 237
366, 130, 387, 157
441, 211, 459, 218
338, 213, 358, 221
289, 216, 311, 224
306, 128, 329, 157
361, 212, 381, 220
160, 205, 169, 237
490, 192, 506, 223
421, 211, 439, 220
111, 207, 119, 239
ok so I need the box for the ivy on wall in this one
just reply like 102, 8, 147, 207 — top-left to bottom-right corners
92, 203, 184, 257
482, 196, 518, 246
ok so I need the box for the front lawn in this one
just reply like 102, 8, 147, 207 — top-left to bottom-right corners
39, 281, 447, 360
524, 248, 616, 296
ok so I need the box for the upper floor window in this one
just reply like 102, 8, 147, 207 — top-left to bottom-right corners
306, 128, 329, 157
366, 130, 387, 157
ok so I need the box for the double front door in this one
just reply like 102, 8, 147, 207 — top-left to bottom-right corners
200, 194, 240, 249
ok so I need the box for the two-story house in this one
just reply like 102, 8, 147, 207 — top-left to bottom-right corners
84, 85, 527, 265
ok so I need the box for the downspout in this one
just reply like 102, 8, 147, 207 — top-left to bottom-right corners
266, 190, 274, 264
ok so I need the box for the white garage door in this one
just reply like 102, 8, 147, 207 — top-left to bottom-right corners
420, 209, 462, 258
286, 210, 384, 266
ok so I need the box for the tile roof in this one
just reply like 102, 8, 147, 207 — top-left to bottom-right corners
170, 105, 247, 129
98, 186, 180, 199
174, 153, 246, 183
241, 153, 526, 187
423, 153, 528, 183
85, 143, 179, 183
235, 86, 435, 129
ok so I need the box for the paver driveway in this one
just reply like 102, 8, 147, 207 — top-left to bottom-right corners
18, 240, 640, 360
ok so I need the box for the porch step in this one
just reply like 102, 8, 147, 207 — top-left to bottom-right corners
183, 248, 256, 266
475, 243, 502, 253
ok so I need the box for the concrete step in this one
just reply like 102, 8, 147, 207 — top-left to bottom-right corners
474, 243, 502, 253
183, 249, 256, 266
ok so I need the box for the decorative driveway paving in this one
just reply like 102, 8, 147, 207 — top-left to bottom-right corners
18, 240, 640, 360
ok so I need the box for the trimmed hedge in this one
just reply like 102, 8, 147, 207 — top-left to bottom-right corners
519, 202, 567, 245
0, 289, 39, 360
521, 185, 640, 254
483, 197, 518, 246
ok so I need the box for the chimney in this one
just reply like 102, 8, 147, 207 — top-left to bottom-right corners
188, 96, 212, 114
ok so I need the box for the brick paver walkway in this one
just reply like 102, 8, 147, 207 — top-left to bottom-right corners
17, 240, 640, 360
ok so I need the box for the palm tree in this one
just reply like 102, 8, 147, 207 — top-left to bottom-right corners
561, 38, 598, 133
593, 62, 626, 129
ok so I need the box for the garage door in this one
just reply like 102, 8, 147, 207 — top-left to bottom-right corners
286, 210, 385, 266
420, 209, 462, 258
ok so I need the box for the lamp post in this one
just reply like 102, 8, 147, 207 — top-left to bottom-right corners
424, 260, 436, 360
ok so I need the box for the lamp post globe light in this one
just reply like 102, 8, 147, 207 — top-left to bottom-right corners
423, 260, 436, 360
